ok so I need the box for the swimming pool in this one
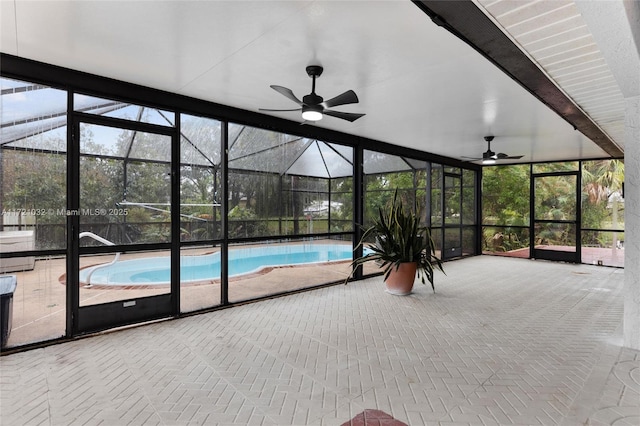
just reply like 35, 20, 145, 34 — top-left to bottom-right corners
80, 243, 354, 286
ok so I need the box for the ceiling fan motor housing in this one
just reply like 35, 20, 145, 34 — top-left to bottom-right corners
306, 65, 324, 78
303, 93, 323, 106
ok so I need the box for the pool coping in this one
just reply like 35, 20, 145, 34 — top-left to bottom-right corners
60, 259, 352, 290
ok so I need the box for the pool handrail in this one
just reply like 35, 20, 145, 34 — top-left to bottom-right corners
79, 232, 120, 286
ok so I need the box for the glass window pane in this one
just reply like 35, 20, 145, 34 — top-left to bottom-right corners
365, 170, 415, 191
415, 168, 427, 226
462, 169, 476, 225
227, 239, 353, 303
431, 164, 443, 226
363, 150, 412, 174
330, 177, 353, 233
534, 223, 576, 251
120, 165, 172, 244
287, 141, 332, 178
180, 114, 221, 166
534, 175, 576, 221
79, 124, 172, 246
228, 124, 310, 174
74, 94, 175, 126
462, 227, 476, 256
533, 161, 578, 173
582, 231, 624, 267
180, 114, 221, 242
80, 121, 174, 162
431, 228, 442, 259
444, 175, 461, 225
2, 78, 67, 251
462, 186, 475, 224
2, 256, 66, 348
180, 166, 219, 241
444, 228, 461, 257
363, 188, 411, 230
331, 144, 354, 165
80, 123, 128, 156
79, 249, 171, 306
128, 132, 172, 162
1, 78, 68, 349
405, 158, 427, 170
1, 78, 68, 152
228, 170, 285, 238
321, 142, 353, 180
180, 245, 221, 313
1, 150, 67, 251
227, 124, 345, 239
581, 160, 624, 230
300, 179, 329, 232
482, 226, 530, 257
482, 165, 530, 226
286, 142, 352, 178
462, 169, 475, 187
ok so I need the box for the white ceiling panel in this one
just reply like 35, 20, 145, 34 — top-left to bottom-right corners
0, 0, 17, 55
2, 0, 628, 165
475, 0, 626, 151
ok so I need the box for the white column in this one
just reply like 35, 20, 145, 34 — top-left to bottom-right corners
624, 95, 640, 350
575, 0, 640, 350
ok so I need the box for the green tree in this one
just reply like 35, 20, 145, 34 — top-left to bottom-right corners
2, 137, 67, 249
482, 165, 530, 226
582, 159, 624, 246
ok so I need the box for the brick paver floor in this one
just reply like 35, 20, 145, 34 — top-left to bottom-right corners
1, 256, 638, 425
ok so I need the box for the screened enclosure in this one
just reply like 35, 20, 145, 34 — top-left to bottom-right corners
1, 75, 479, 350
482, 160, 625, 267
4, 70, 624, 354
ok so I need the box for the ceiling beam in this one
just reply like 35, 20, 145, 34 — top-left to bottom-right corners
412, 0, 623, 157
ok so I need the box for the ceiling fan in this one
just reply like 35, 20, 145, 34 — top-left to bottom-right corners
462, 136, 524, 165
259, 65, 365, 123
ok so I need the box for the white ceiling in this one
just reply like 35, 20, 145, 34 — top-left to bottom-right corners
0, 0, 629, 165
474, 0, 626, 152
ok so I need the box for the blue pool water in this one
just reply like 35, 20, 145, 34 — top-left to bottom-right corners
80, 244, 354, 286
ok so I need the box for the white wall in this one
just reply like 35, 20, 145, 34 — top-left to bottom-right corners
576, 0, 640, 350
623, 96, 640, 350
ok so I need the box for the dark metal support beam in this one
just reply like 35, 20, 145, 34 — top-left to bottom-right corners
412, 0, 623, 157
171, 114, 181, 316
220, 121, 229, 306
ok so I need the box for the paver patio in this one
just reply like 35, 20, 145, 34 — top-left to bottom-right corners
1, 256, 638, 425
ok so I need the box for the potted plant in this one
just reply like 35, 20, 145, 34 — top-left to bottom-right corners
347, 191, 444, 295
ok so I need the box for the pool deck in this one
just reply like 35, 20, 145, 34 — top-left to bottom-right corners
1, 256, 638, 425
2, 245, 358, 348
485, 246, 625, 268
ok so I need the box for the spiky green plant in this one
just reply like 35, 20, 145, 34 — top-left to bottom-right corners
347, 191, 444, 292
